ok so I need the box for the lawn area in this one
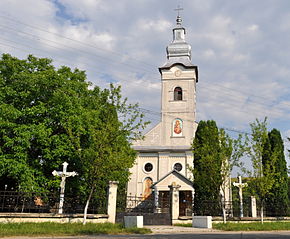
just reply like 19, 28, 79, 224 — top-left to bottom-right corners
213, 222, 290, 231
175, 222, 290, 231
0, 222, 151, 237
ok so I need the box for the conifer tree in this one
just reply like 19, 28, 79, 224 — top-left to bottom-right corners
192, 120, 222, 215
263, 129, 288, 216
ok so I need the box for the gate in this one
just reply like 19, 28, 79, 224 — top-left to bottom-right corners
117, 194, 171, 225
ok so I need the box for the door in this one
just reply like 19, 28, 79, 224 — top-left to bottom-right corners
179, 191, 192, 216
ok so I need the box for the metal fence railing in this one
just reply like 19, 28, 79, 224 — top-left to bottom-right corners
0, 191, 106, 214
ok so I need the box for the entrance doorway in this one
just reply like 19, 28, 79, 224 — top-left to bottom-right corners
179, 191, 192, 216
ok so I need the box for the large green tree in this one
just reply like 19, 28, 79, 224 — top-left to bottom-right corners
219, 129, 246, 222
246, 118, 276, 223
192, 120, 222, 215
0, 54, 147, 208
262, 129, 288, 216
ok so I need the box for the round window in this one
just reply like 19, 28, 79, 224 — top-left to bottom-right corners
174, 163, 182, 172
144, 163, 153, 172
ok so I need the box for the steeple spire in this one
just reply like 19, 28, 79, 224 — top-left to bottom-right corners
165, 7, 191, 60
174, 5, 183, 25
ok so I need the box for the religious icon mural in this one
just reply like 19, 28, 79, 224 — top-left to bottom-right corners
143, 177, 153, 200
172, 118, 183, 136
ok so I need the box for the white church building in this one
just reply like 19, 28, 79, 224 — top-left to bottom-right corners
127, 14, 198, 216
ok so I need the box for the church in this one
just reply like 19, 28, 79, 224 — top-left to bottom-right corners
127, 13, 198, 216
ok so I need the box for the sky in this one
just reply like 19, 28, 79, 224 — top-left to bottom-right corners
0, 0, 289, 168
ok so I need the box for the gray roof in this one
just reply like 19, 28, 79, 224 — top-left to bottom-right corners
151, 169, 194, 188
158, 16, 198, 82
132, 145, 192, 152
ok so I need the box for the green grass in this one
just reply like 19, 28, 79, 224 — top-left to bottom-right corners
0, 222, 151, 237
214, 222, 290, 231
175, 222, 290, 231
174, 223, 192, 227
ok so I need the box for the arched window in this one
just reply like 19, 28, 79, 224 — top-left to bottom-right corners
174, 87, 183, 101
143, 177, 153, 200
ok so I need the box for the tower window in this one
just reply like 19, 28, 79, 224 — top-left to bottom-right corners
174, 87, 183, 101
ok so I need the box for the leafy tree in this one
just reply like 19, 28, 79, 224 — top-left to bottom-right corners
192, 120, 222, 216
262, 129, 288, 216
0, 54, 148, 215
246, 118, 276, 223
219, 129, 246, 222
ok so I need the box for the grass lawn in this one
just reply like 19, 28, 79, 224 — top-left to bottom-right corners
213, 222, 290, 231
175, 222, 290, 231
0, 222, 151, 237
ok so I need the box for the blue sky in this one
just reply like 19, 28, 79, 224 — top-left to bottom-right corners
0, 0, 289, 169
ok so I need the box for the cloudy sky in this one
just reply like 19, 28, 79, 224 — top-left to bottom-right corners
0, 0, 289, 166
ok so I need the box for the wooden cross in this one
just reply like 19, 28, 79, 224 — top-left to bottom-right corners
52, 162, 78, 214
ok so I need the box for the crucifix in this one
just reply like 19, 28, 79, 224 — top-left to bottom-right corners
233, 176, 248, 218
52, 162, 78, 214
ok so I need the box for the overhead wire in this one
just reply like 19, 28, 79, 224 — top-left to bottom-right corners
0, 13, 157, 72
0, 12, 289, 143
0, 13, 289, 114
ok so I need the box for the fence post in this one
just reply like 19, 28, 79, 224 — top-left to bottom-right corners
107, 181, 119, 223
251, 196, 257, 217
169, 182, 181, 224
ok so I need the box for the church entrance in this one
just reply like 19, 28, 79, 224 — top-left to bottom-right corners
179, 191, 192, 216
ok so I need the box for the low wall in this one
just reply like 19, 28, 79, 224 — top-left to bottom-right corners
0, 213, 109, 223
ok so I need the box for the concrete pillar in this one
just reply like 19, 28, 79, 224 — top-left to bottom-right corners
107, 181, 119, 223
169, 182, 181, 224
154, 186, 161, 213
251, 196, 257, 218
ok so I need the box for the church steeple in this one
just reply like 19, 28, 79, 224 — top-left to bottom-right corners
166, 13, 191, 60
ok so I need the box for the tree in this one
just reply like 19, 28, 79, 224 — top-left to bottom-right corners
262, 129, 288, 216
246, 118, 276, 223
219, 129, 246, 222
0, 54, 148, 216
192, 120, 222, 216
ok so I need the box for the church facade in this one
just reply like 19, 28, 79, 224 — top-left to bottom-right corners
127, 15, 198, 216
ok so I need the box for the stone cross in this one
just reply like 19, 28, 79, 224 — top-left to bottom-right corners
52, 162, 78, 214
233, 176, 247, 217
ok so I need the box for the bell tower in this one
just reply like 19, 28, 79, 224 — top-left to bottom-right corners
127, 12, 198, 201
158, 13, 198, 148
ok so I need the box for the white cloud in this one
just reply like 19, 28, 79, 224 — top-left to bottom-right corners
247, 24, 259, 32
137, 18, 171, 32
0, 0, 290, 153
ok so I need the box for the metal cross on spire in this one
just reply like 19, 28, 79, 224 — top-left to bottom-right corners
174, 5, 183, 25
174, 5, 184, 16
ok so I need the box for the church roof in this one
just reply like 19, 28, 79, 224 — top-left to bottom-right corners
132, 145, 192, 152
159, 14, 198, 81
151, 169, 194, 189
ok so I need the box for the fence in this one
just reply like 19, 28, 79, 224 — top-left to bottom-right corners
0, 191, 107, 214
194, 198, 290, 218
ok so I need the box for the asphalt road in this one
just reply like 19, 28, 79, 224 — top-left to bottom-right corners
4, 233, 290, 239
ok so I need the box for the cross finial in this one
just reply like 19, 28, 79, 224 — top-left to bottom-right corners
174, 5, 183, 25
174, 5, 183, 16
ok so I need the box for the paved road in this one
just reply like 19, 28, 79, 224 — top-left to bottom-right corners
2, 226, 290, 239
3, 232, 290, 239
5, 233, 290, 239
